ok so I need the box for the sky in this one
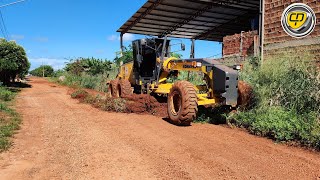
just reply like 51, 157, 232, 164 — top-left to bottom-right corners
0, 0, 222, 70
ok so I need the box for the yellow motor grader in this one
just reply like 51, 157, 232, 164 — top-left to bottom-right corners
109, 37, 241, 125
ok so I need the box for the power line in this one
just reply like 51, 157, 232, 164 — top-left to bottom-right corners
0, 0, 26, 9
0, 12, 6, 39
0, 10, 9, 39
0, 0, 8, 39
0, 0, 26, 40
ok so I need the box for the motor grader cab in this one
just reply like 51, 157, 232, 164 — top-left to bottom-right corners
109, 36, 239, 126
131, 38, 170, 92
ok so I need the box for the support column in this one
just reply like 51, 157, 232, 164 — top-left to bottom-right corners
259, 0, 265, 64
190, 39, 195, 58
120, 33, 124, 66
120, 33, 124, 56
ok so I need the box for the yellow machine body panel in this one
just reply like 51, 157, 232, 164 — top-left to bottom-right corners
117, 62, 134, 84
116, 57, 223, 106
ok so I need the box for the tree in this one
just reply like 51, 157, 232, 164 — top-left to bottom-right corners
65, 57, 112, 76
114, 45, 133, 66
0, 39, 30, 84
170, 52, 183, 59
30, 65, 54, 77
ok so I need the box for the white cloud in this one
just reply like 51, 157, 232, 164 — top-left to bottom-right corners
34, 37, 49, 43
107, 33, 135, 42
10, 34, 24, 40
96, 49, 105, 54
107, 35, 117, 41
121, 33, 135, 41
29, 58, 66, 70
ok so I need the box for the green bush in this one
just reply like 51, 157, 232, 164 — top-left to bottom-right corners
30, 65, 54, 77
65, 57, 112, 76
195, 106, 230, 124
231, 107, 320, 149
100, 97, 127, 113
113, 98, 127, 112
83, 94, 100, 104
54, 70, 117, 92
71, 89, 89, 99
0, 87, 14, 101
232, 51, 320, 150
240, 52, 320, 113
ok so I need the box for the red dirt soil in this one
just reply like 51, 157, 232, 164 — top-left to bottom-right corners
125, 94, 167, 117
238, 80, 255, 109
69, 88, 168, 117
0, 77, 319, 179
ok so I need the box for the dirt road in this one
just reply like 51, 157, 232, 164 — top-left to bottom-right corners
0, 78, 319, 179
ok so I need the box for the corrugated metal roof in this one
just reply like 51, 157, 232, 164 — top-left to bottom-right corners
117, 0, 259, 41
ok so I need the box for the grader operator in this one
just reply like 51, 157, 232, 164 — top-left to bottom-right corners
109, 36, 240, 126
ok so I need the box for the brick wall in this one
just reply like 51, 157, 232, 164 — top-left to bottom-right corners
223, 30, 258, 57
264, 0, 320, 61
264, 0, 320, 45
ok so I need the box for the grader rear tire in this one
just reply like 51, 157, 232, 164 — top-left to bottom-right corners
109, 80, 119, 98
167, 81, 198, 126
119, 79, 132, 98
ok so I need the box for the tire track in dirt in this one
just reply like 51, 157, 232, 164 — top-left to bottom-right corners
0, 77, 319, 179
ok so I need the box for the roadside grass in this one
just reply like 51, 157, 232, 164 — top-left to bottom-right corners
0, 86, 15, 101
194, 106, 230, 125
51, 68, 118, 92
70, 89, 127, 113
229, 51, 320, 150
0, 86, 21, 152
52, 52, 320, 150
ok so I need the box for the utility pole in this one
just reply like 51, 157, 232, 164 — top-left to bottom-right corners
42, 60, 45, 77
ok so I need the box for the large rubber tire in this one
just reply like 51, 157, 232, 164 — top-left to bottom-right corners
167, 81, 198, 126
119, 79, 132, 98
109, 80, 119, 98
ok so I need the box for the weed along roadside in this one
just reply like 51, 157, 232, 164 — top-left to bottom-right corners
0, 86, 22, 152
69, 88, 167, 116
2, 0, 320, 179
62, 51, 320, 152
229, 52, 320, 150
45, 0, 318, 152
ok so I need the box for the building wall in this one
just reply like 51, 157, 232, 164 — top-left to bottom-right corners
222, 31, 258, 57
264, 0, 320, 62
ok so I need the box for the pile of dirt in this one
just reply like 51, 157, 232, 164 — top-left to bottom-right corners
70, 89, 89, 100
69, 89, 168, 117
125, 94, 167, 117
238, 81, 255, 110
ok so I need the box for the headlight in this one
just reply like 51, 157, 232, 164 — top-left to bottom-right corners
235, 65, 241, 70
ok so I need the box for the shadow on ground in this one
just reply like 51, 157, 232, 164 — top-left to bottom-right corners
4, 79, 32, 93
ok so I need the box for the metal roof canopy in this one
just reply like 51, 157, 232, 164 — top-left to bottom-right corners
117, 0, 260, 42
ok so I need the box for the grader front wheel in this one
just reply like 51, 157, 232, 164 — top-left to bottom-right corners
108, 80, 119, 98
119, 79, 132, 98
167, 81, 198, 126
